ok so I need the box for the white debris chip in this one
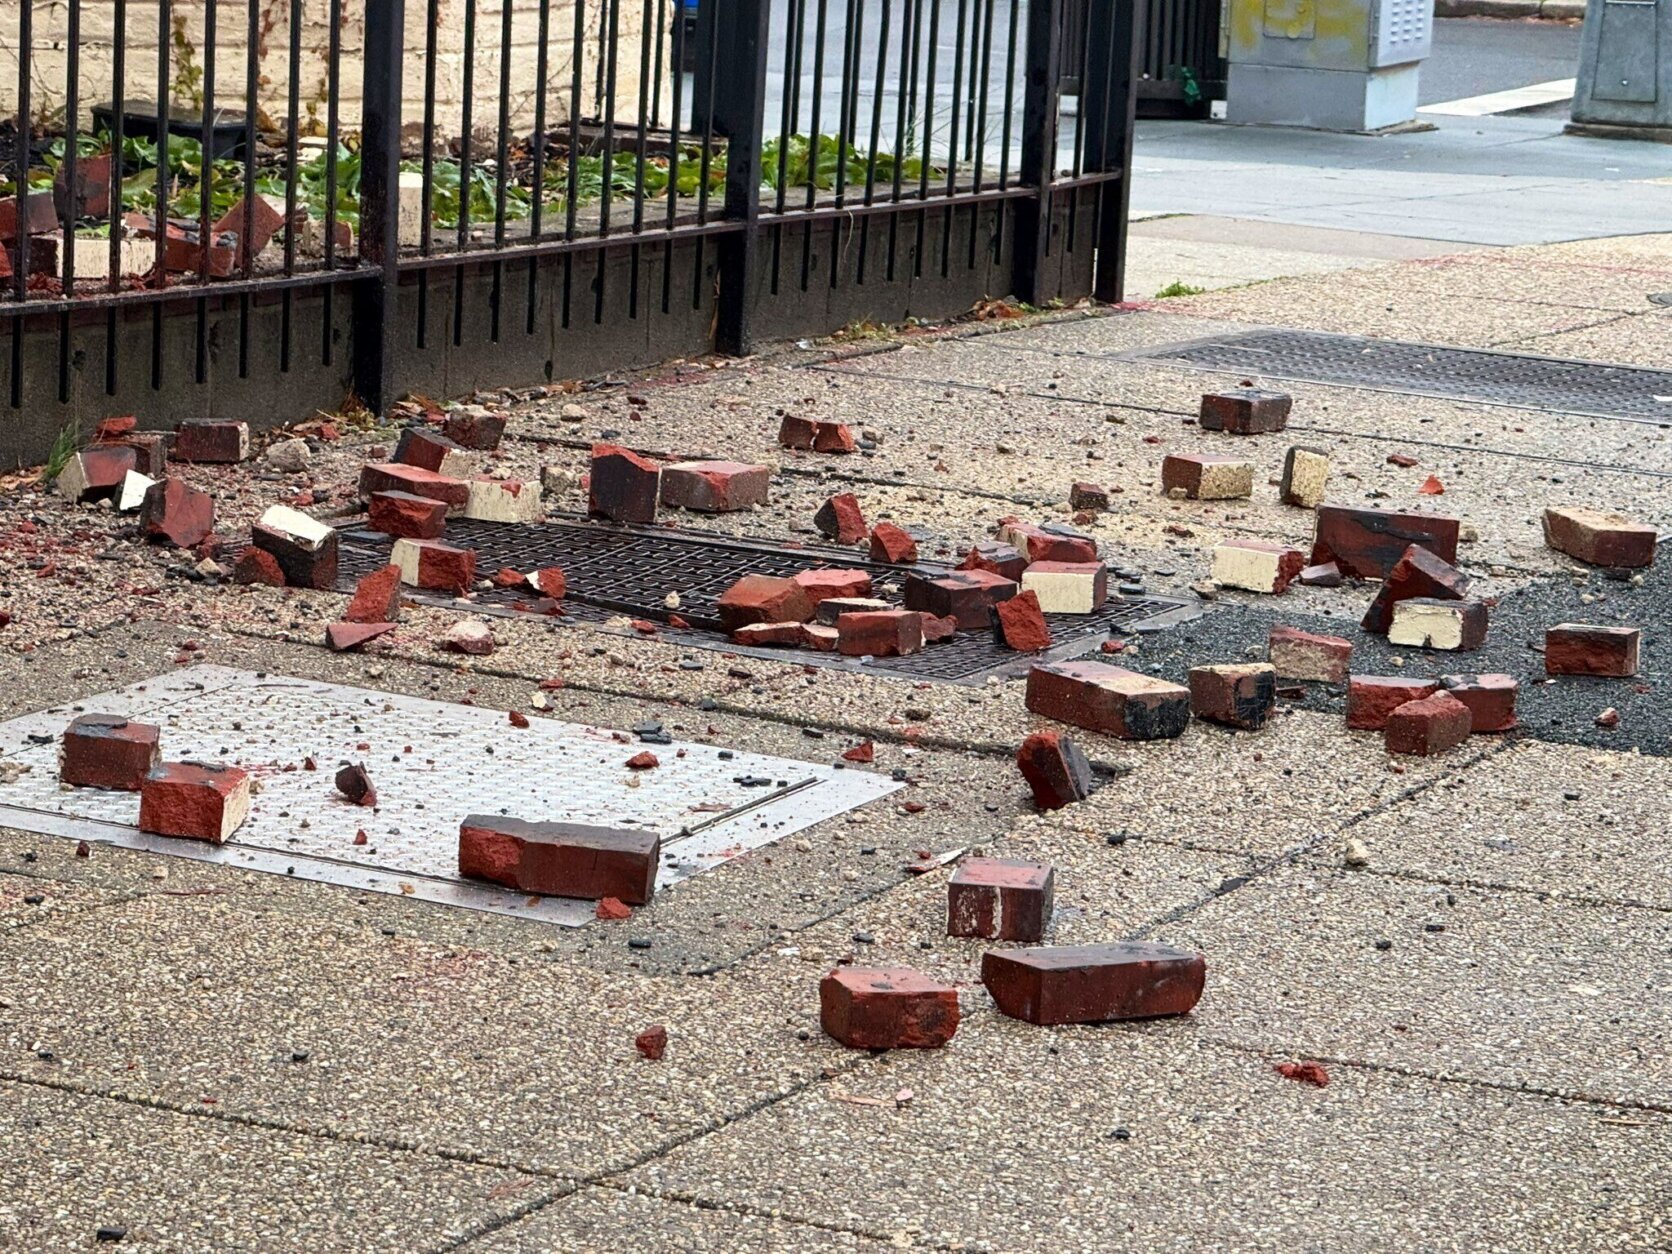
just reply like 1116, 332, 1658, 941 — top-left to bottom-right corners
464, 478, 544, 523
117, 471, 157, 513
257, 504, 335, 549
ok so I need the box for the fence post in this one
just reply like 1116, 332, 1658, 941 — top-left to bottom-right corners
353, 0, 406, 415
704, 0, 772, 355
1014, 0, 1065, 307
1082, 0, 1138, 302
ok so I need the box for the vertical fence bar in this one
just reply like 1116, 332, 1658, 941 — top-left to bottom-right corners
238, 0, 257, 379
108, 0, 130, 395
530, 0, 552, 332
456, 0, 478, 345
798, 0, 828, 291
419, 0, 440, 348
197, 0, 218, 385
710, 0, 772, 354
61, 0, 82, 402
595, 0, 621, 320
281, 0, 301, 374
564, 0, 586, 327
1013, 0, 1063, 305
630, 0, 654, 317
1083, 0, 1136, 302
661, 2, 687, 314
914, 0, 939, 278
8, 0, 30, 409
855, 0, 890, 283
154, 0, 174, 391
354, 0, 406, 415
493, 0, 514, 340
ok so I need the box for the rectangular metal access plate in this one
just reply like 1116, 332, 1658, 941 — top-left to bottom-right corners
0, 666, 899, 926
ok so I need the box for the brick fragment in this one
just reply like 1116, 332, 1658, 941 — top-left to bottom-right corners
819, 967, 959, 1049
1267, 626, 1352, 684
325, 621, 396, 652
524, 567, 568, 599
957, 541, 1028, 581
139, 478, 215, 548
778, 415, 856, 453
659, 460, 771, 512
0, 191, 58, 242
1016, 730, 1093, 810
634, 1025, 668, 1061
56, 445, 137, 502
394, 427, 474, 476
1211, 540, 1305, 594
1388, 598, 1488, 651
464, 478, 543, 523
1439, 673, 1519, 733
443, 619, 496, 655
1542, 507, 1656, 569
1025, 659, 1191, 740
800, 622, 840, 650
596, 897, 632, 920
1020, 561, 1109, 614
1189, 663, 1277, 730
1385, 692, 1473, 757
61, 714, 161, 791
251, 505, 339, 590
391, 537, 477, 594
981, 942, 1206, 1026
1312, 504, 1460, 580
1296, 560, 1341, 588
232, 546, 286, 587
1545, 624, 1640, 678
993, 589, 1053, 652
139, 762, 252, 843
1199, 387, 1291, 434
587, 443, 661, 523
173, 420, 250, 464
442, 408, 507, 451
869, 523, 919, 564
1361, 544, 1471, 634
358, 463, 470, 513
212, 193, 286, 268
335, 763, 378, 807
1161, 453, 1253, 500
345, 564, 403, 624
625, 751, 659, 770
814, 492, 868, 544
108, 433, 168, 477
921, 614, 957, 643
116, 471, 157, 513
459, 815, 659, 903
717, 575, 814, 632
791, 568, 874, 607
836, 609, 924, 657
1280, 445, 1330, 508
368, 489, 448, 539
1069, 482, 1110, 511
996, 522, 1098, 565
1347, 676, 1440, 731
814, 596, 892, 625
947, 857, 1054, 942
732, 621, 806, 647
903, 570, 1017, 629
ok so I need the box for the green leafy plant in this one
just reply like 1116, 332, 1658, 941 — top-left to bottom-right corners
43, 419, 81, 483
1154, 280, 1206, 298
171, 15, 207, 111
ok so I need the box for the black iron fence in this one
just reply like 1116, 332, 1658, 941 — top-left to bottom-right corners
1, 0, 1136, 464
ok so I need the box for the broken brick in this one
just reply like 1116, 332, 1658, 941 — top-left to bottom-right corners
1276, 1061, 1330, 1088
921, 614, 958, 643
1020, 561, 1109, 614
1267, 626, 1352, 685
458, 815, 659, 903
394, 427, 474, 476
957, 541, 1028, 581
659, 460, 772, 512
778, 415, 857, 454
108, 432, 169, 477
464, 478, 543, 523
947, 857, 1055, 943
820, 966, 959, 1049
335, 763, 378, 807
1211, 541, 1305, 595
138, 762, 252, 843
442, 408, 508, 451
1385, 692, 1473, 757
1439, 673, 1518, 733
993, 590, 1052, 652
1347, 676, 1441, 731
717, 575, 815, 632
902, 570, 1017, 629
981, 942, 1206, 1026
443, 619, 496, 656
368, 490, 449, 539
232, 546, 286, 587
996, 522, 1097, 565
1026, 659, 1190, 740
842, 741, 875, 763
116, 471, 156, 513
1541, 507, 1657, 570
525, 567, 568, 599
868, 523, 919, 565
625, 751, 659, 770
212, 193, 287, 268
1016, 730, 1093, 810
733, 621, 806, 647
0, 191, 58, 242
1297, 560, 1342, 588
139, 478, 215, 548
791, 568, 875, 606
345, 564, 403, 624
1545, 624, 1640, 678
596, 896, 632, 920
391, 538, 477, 594
1388, 598, 1489, 652
1189, 663, 1278, 730
1161, 453, 1253, 500
634, 1025, 668, 1061
814, 596, 892, 626
1198, 387, 1291, 434
358, 463, 471, 513
56, 445, 137, 503
588, 443, 661, 523
800, 622, 840, 650
1069, 482, 1111, 511
836, 609, 924, 657
1361, 545, 1471, 634
814, 492, 868, 544
172, 420, 250, 464
250, 505, 339, 590
1311, 504, 1460, 581
325, 622, 396, 652
61, 714, 161, 791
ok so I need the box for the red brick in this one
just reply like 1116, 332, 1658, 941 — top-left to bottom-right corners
335, 763, 378, 807
994, 589, 1053, 652
717, 575, 815, 632
902, 571, 1017, 629
443, 620, 496, 655
358, 463, 470, 513
1189, 663, 1277, 730
813, 596, 892, 626
345, 564, 403, 624
957, 541, 1028, 581
868, 523, 919, 564
836, 609, 924, 657
173, 420, 250, 464
1542, 507, 1656, 569
368, 490, 449, 539
1385, 692, 1473, 757
1387, 598, 1489, 652
1347, 676, 1441, 730
778, 415, 857, 453
659, 460, 771, 512
1160, 453, 1254, 500
1361, 544, 1471, 634
56, 445, 137, 503
1439, 673, 1518, 733
1199, 387, 1291, 434
391, 538, 477, 594
791, 568, 874, 606
139, 762, 252, 843
107, 431, 169, 476
1267, 626, 1352, 684
60, 714, 161, 791
997, 523, 1098, 565
1016, 730, 1093, 810
814, 492, 868, 544
588, 443, 661, 523
0, 191, 58, 242
250, 505, 339, 591
819, 966, 959, 1049
1545, 624, 1640, 677
442, 408, 508, 451
732, 621, 806, 647
325, 621, 396, 652
801, 622, 840, 651
212, 194, 287, 268
1026, 659, 1191, 740
159, 229, 237, 277
921, 614, 958, 643
139, 478, 215, 548
1211, 540, 1306, 594
981, 942, 1206, 1026
947, 857, 1054, 942
394, 427, 473, 474
232, 546, 286, 587
635, 1025, 668, 1061
1067, 482, 1110, 512
458, 815, 659, 903
525, 567, 568, 599
1311, 504, 1460, 580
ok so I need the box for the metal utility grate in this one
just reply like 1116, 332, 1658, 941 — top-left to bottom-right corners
0, 668, 899, 926
337, 518, 1200, 685
1129, 329, 1672, 423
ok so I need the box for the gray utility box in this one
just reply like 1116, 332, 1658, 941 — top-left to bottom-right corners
1570, 0, 1672, 139
1225, 0, 1433, 132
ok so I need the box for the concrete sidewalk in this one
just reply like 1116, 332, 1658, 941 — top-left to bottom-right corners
1, 232, 1669, 1250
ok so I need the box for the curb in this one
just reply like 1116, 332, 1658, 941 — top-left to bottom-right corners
1436, 0, 1585, 17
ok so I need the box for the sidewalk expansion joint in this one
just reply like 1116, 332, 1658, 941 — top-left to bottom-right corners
1324, 862, 1672, 916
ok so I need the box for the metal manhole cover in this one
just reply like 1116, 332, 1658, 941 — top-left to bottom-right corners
0, 667, 899, 925
336, 517, 1201, 685
1127, 329, 1672, 423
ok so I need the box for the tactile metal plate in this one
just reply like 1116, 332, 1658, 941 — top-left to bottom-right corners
1129, 329, 1672, 423
336, 517, 1200, 684
0, 667, 899, 926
